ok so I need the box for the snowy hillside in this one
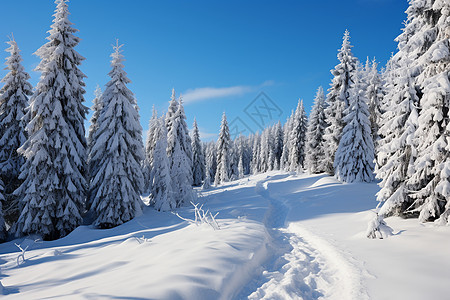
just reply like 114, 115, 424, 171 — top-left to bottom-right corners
1, 171, 449, 299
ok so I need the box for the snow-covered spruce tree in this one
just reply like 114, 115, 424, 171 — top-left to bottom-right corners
150, 118, 174, 211
202, 171, 212, 190
273, 121, 283, 170
259, 128, 270, 173
165, 91, 193, 179
14, 0, 88, 239
205, 141, 217, 181
202, 142, 213, 190
407, 0, 450, 224
0, 179, 5, 241
88, 42, 144, 229
334, 65, 374, 183
367, 0, 443, 235
305, 86, 327, 174
215, 112, 231, 185
234, 135, 245, 178
191, 118, 206, 186
86, 85, 103, 211
234, 136, 244, 179
268, 125, 278, 171
289, 99, 308, 172
251, 132, 261, 174
323, 30, 358, 175
375, 54, 398, 173
166, 93, 194, 206
372, 13, 424, 220
280, 111, 294, 171
87, 85, 102, 149
0, 38, 32, 225
239, 135, 252, 175
374, 66, 418, 220
177, 97, 194, 178
365, 58, 384, 154
229, 141, 239, 180
165, 89, 178, 131
142, 106, 159, 194
238, 155, 245, 179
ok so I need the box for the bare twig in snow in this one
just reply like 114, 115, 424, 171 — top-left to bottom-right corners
172, 202, 220, 230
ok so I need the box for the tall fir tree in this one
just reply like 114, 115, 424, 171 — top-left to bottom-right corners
165, 89, 178, 131
280, 111, 294, 171
273, 121, 283, 170
334, 65, 374, 183
235, 135, 250, 176
251, 132, 261, 174
372, 0, 450, 226
407, 0, 450, 223
367, 0, 439, 236
215, 112, 231, 184
289, 99, 308, 172
375, 54, 398, 173
86, 85, 102, 211
365, 58, 384, 154
166, 92, 194, 206
0, 38, 32, 225
87, 85, 102, 149
88, 42, 144, 228
375, 66, 418, 219
191, 118, 206, 186
229, 141, 239, 180
246, 137, 253, 174
259, 128, 271, 173
14, 0, 87, 239
205, 141, 217, 182
268, 126, 277, 171
236, 136, 245, 178
177, 97, 194, 178
305, 86, 328, 174
150, 118, 174, 211
142, 106, 159, 194
0, 179, 5, 241
323, 30, 358, 175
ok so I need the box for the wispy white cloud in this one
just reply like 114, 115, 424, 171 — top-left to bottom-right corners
182, 80, 274, 104
199, 131, 217, 140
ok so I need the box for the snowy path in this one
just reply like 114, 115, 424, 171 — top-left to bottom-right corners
240, 177, 369, 300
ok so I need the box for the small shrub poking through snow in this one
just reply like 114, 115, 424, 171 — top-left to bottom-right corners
173, 202, 220, 230
366, 213, 393, 239
14, 238, 41, 266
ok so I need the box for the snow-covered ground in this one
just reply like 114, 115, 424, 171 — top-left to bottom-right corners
1, 171, 449, 299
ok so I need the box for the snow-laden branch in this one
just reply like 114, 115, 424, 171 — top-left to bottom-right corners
366, 212, 393, 239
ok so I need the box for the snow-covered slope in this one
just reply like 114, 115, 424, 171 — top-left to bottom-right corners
1, 171, 449, 299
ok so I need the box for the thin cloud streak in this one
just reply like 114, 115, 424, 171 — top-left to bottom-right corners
199, 131, 217, 139
182, 80, 274, 104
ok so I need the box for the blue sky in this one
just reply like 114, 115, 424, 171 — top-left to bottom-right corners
0, 0, 408, 141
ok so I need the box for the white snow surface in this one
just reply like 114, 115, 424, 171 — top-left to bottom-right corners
1, 171, 449, 299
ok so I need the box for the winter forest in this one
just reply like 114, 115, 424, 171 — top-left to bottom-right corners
0, 0, 449, 299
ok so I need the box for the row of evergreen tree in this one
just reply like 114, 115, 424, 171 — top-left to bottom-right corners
0, 0, 202, 241
195, 0, 450, 232
0, 0, 448, 242
0, 0, 93, 241
0, 0, 392, 241
199, 30, 379, 189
